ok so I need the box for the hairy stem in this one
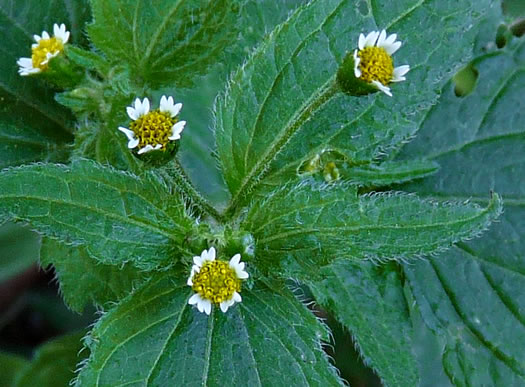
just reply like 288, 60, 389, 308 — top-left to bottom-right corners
223, 76, 340, 219
171, 158, 223, 221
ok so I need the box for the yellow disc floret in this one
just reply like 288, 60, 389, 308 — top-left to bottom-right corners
32, 37, 64, 71
129, 110, 177, 151
192, 260, 241, 304
357, 46, 394, 85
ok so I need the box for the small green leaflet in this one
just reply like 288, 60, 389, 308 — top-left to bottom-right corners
40, 238, 146, 313
216, 0, 496, 212
310, 260, 418, 387
0, 159, 193, 270
14, 332, 87, 387
396, 35, 525, 385
243, 180, 501, 279
77, 273, 343, 386
88, 0, 240, 87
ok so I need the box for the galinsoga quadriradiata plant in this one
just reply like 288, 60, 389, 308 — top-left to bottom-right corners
1, 0, 524, 386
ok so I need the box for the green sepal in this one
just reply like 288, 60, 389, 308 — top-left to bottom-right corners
39, 54, 84, 89
336, 51, 379, 96
137, 140, 181, 168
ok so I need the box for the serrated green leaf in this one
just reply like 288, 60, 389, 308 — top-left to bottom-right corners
77, 273, 342, 386
0, 352, 29, 387
40, 238, 146, 313
88, 0, 239, 87
0, 159, 193, 270
341, 159, 439, 187
397, 36, 525, 385
243, 180, 502, 278
216, 0, 496, 213
0, 0, 91, 167
0, 222, 40, 282
14, 332, 87, 387
310, 260, 418, 387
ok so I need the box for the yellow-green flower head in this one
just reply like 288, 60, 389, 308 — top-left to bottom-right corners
353, 30, 410, 96
187, 247, 249, 315
17, 23, 70, 76
118, 96, 186, 154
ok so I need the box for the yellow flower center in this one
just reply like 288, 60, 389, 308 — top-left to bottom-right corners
357, 46, 394, 85
32, 37, 64, 70
129, 110, 177, 150
192, 260, 241, 304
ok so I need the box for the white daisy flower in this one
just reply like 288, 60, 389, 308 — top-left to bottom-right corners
187, 247, 249, 315
17, 23, 70, 76
118, 95, 186, 154
353, 29, 410, 96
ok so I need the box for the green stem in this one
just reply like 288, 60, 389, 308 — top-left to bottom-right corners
223, 76, 340, 219
171, 158, 223, 222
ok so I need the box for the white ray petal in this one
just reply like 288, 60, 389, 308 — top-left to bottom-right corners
203, 300, 212, 315
233, 292, 242, 302
358, 33, 366, 50
372, 80, 392, 97
364, 31, 379, 47
168, 121, 186, 140
208, 247, 216, 261
188, 293, 201, 305
376, 30, 387, 47
42, 31, 50, 40
384, 41, 402, 55
137, 144, 162, 154
353, 50, 362, 78
392, 65, 410, 82
229, 254, 241, 267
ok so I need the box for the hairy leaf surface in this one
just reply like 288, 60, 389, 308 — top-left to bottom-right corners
0, 160, 193, 270
398, 36, 525, 385
216, 0, 496, 210
310, 260, 418, 387
243, 180, 502, 278
40, 239, 146, 313
77, 273, 342, 386
88, 0, 239, 87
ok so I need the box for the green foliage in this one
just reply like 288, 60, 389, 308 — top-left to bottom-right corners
0, 0, 518, 385
396, 34, 525, 385
0, 159, 193, 270
310, 260, 418, 387
40, 238, 146, 313
88, 0, 240, 87
243, 180, 501, 278
77, 273, 342, 386
216, 0, 494, 214
0, 0, 91, 168
14, 332, 87, 387
0, 222, 40, 282
0, 352, 29, 387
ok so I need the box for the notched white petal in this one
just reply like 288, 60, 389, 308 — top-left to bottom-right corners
353, 50, 362, 78
168, 121, 185, 140
392, 65, 410, 82
208, 247, 216, 261
137, 144, 162, 154
372, 80, 392, 97
385, 41, 402, 55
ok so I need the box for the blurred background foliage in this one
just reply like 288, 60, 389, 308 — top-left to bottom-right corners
0, 0, 523, 385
